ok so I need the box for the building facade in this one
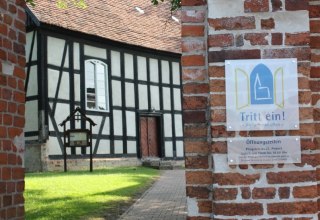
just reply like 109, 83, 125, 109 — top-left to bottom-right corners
0, 0, 26, 219
24, 0, 184, 171
182, 0, 320, 219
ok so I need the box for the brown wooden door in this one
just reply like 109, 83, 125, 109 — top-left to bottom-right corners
140, 117, 159, 158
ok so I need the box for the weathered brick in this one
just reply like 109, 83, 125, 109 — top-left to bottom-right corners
182, 55, 206, 67
310, 20, 320, 33
309, 5, 320, 18
12, 167, 24, 180
211, 109, 226, 123
181, 0, 207, 7
208, 34, 234, 47
244, 0, 269, 12
185, 141, 210, 154
278, 187, 290, 199
244, 33, 268, 45
267, 201, 317, 215
185, 156, 209, 169
186, 171, 213, 184
252, 187, 276, 199
182, 39, 205, 53
267, 171, 316, 184
292, 185, 317, 198
213, 173, 260, 185
0, 153, 8, 165
311, 67, 320, 78
285, 0, 309, 11
211, 125, 234, 138
300, 107, 313, 120
198, 200, 212, 213
181, 10, 206, 23
310, 36, 320, 49
213, 188, 238, 200
210, 94, 226, 107
182, 68, 207, 81
3, 195, 12, 207
289, 123, 314, 136
208, 16, 256, 31
263, 47, 310, 61
299, 90, 312, 104
261, 18, 275, 29
182, 25, 205, 37
211, 141, 227, 153
241, 187, 251, 199
186, 186, 210, 199
209, 79, 225, 92
285, 33, 309, 46
184, 83, 209, 94
272, 0, 283, 11
184, 124, 208, 138
299, 154, 320, 167
235, 34, 244, 47
209, 49, 260, 63
301, 138, 317, 151
184, 111, 206, 123
213, 203, 263, 216
187, 217, 211, 220
183, 96, 208, 110
208, 66, 224, 78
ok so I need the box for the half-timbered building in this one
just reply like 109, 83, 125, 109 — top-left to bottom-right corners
24, 0, 183, 171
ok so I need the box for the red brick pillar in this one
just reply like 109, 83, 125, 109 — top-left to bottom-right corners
181, 0, 212, 219
309, 0, 320, 218
182, 0, 318, 219
0, 0, 26, 219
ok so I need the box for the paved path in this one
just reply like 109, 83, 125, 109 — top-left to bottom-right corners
119, 170, 187, 220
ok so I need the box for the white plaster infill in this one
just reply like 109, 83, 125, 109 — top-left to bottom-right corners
208, 0, 244, 19
187, 197, 199, 216
2, 61, 14, 76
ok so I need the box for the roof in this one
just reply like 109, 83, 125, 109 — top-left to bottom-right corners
27, 0, 181, 54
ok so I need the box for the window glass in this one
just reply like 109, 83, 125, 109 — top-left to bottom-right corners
85, 60, 109, 111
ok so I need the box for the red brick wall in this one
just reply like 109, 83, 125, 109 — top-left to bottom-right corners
0, 0, 26, 219
309, 0, 320, 218
182, 0, 319, 219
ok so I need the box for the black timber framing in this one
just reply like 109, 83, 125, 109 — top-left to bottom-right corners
26, 24, 182, 159
120, 52, 127, 154
169, 61, 177, 158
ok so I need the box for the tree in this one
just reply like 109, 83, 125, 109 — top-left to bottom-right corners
26, 0, 87, 8
25, 0, 181, 11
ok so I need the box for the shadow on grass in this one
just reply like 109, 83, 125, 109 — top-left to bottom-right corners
25, 168, 158, 220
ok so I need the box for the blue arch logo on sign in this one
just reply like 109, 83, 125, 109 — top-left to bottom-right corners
226, 59, 299, 131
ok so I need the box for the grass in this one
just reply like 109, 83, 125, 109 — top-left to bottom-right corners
24, 167, 159, 220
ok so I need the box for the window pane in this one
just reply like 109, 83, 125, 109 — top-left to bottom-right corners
85, 60, 109, 111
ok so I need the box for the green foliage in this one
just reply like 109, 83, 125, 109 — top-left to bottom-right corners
56, 0, 87, 9
151, 0, 181, 11
25, 0, 87, 9
25, 0, 35, 6
25, 0, 181, 11
25, 167, 159, 220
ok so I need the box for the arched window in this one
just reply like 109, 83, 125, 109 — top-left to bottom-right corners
85, 59, 109, 112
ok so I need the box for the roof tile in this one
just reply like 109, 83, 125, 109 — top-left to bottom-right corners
28, 0, 181, 54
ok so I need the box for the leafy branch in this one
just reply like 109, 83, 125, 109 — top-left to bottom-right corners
151, 0, 181, 11
25, 0, 181, 11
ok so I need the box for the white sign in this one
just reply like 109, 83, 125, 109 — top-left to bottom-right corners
228, 136, 301, 165
225, 59, 299, 131
69, 131, 88, 146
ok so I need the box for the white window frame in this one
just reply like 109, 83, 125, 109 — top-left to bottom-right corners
85, 59, 109, 112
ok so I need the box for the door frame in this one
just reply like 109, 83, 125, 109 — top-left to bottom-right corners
137, 112, 164, 159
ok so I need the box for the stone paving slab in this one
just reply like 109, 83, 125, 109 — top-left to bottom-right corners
118, 170, 187, 220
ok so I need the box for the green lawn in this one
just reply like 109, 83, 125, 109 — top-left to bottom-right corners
24, 167, 159, 220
